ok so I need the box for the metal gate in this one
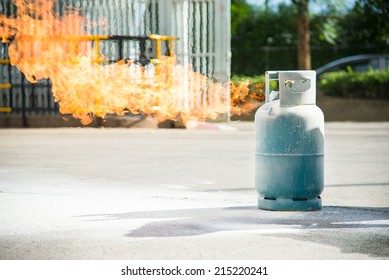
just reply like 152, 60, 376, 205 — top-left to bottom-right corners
160, 0, 230, 81
0, 0, 231, 126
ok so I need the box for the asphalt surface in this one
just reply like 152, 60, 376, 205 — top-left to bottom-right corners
0, 122, 388, 259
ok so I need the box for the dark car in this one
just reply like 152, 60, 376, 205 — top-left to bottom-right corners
316, 54, 389, 79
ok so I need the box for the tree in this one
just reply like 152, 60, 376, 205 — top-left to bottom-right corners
292, 0, 311, 70
231, 3, 298, 75
231, 0, 252, 35
230, 0, 387, 75
340, 0, 389, 50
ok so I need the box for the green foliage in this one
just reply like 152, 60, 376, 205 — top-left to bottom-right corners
231, 3, 298, 75
338, 0, 389, 50
231, 74, 265, 84
231, 0, 252, 35
230, 0, 389, 76
231, 69, 389, 101
317, 18, 340, 45
318, 69, 389, 99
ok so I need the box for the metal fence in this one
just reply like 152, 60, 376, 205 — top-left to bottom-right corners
0, 45, 56, 128
0, 34, 177, 126
0, 0, 230, 126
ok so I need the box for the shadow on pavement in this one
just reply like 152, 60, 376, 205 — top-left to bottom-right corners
77, 206, 389, 257
77, 205, 389, 235
326, 182, 389, 187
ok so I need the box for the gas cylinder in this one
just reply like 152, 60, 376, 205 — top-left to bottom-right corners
255, 70, 324, 211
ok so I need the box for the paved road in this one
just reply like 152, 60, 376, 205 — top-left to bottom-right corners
0, 122, 388, 259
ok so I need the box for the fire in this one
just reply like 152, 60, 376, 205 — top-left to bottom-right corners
0, 0, 261, 125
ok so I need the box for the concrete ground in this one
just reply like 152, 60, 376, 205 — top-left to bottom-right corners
0, 122, 388, 260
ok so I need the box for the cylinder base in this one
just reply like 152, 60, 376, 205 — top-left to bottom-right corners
258, 196, 322, 211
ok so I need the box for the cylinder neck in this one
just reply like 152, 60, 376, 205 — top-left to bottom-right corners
265, 70, 316, 106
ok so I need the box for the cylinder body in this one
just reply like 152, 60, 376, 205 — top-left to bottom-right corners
255, 71, 324, 211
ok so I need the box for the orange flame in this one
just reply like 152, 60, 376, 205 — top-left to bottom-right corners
1, 0, 261, 125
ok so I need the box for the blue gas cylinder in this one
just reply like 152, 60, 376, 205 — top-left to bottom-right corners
255, 71, 324, 211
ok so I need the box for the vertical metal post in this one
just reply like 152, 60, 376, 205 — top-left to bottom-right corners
51, 79, 58, 111
168, 39, 174, 56
208, 0, 215, 79
31, 82, 36, 113
155, 38, 161, 60
21, 74, 27, 127
7, 54, 13, 110
201, 1, 207, 76
139, 38, 147, 64
118, 39, 123, 61
94, 39, 100, 63
46, 78, 51, 114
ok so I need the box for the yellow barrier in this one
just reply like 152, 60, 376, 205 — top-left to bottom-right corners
64, 35, 110, 64
1, 34, 177, 65
0, 107, 12, 113
0, 84, 12, 113
0, 59, 10, 64
149, 34, 178, 61
0, 34, 110, 64
0, 83, 11, 89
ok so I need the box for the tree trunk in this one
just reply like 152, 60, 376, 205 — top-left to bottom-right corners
296, 0, 311, 70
